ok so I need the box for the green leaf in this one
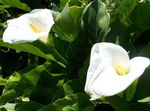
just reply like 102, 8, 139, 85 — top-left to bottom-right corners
38, 93, 94, 111
82, 0, 110, 42
108, 95, 150, 111
107, 96, 131, 111
107, 78, 150, 111
131, 1, 150, 31
0, 103, 16, 111
53, 2, 84, 42
50, 78, 85, 102
0, 101, 43, 111
0, 4, 9, 9
133, 73, 150, 101
117, 0, 139, 25
15, 101, 43, 111
0, 77, 7, 86
0, 40, 56, 63
0, 63, 65, 105
0, 89, 18, 106
0, 0, 31, 11
138, 96, 150, 103
104, 19, 129, 48
59, 0, 69, 10
63, 78, 84, 96
124, 79, 139, 101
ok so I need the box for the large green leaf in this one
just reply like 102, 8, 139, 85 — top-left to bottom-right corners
104, 19, 130, 49
38, 93, 94, 111
51, 78, 85, 102
107, 95, 150, 111
117, 0, 139, 25
53, 1, 84, 42
0, 0, 31, 11
131, 1, 150, 31
124, 79, 138, 101
0, 40, 58, 64
0, 63, 65, 105
82, 0, 110, 43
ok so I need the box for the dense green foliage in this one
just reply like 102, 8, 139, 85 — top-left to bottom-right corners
0, 0, 150, 110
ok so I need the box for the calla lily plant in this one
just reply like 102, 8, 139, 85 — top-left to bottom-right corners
3, 9, 54, 43
84, 43, 150, 100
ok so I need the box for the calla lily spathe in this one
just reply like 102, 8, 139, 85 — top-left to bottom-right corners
84, 43, 150, 100
3, 9, 54, 43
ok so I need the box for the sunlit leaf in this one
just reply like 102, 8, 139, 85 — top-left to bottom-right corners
0, 40, 60, 65
53, 1, 84, 42
82, 0, 110, 42
138, 96, 150, 103
0, 77, 7, 86
124, 79, 138, 101
0, 0, 31, 11
0, 103, 16, 111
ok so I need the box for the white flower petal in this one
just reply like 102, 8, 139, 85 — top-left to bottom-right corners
3, 17, 37, 43
92, 57, 149, 100
84, 57, 104, 98
84, 44, 105, 96
3, 9, 54, 43
91, 66, 122, 100
26, 9, 54, 33
84, 43, 150, 100
92, 43, 130, 67
127, 57, 150, 80
84, 43, 129, 96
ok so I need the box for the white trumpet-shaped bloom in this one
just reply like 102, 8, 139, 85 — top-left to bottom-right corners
84, 43, 150, 100
3, 9, 54, 43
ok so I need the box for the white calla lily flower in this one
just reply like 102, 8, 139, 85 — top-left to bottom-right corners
84, 42, 150, 100
3, 9, 54, 43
